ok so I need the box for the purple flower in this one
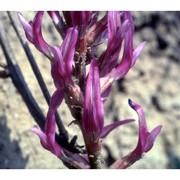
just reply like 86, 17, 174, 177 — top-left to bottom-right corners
82, 60, 134, 147
18, 11, 52, 59
82, 60, 104, 142
86, 12, 108, 47
110, 12, 146, 80
110, 100, 162, 169
99, 12, 146, 100
51, 27, 78, 88
68, 11, 92, 27
32, 88, 90, 168
98, 11, 129, 77
18, 12, 78, 89
32, 88, 65, 158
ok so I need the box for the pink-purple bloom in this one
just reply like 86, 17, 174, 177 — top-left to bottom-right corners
32, 88, 90, 169
32, 88, 64, 158
82, 60, 134, 145
18, 12, 53, 59
19, 11, 162, 169
99, 12, 146, 100
65, 11, 92, 27
51, 27, 78, 88
110, 100, 162, 169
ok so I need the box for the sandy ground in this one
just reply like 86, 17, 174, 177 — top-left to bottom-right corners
0, 11, 180, 169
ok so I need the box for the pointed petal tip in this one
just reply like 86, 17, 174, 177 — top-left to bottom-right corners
157, 124, 163, 130
128, 99, 134, 108
17, 12, 28, 26
138, 41, 147, 51
31, 124, 39, 131
144, 124, 162, 152
128, 99, 141, 111
138, 41, 146, 51
17, 12, 22, 19
153, 124, 163, 136
17, 12, 26, 22
140, 41, 147, 46
33, 11, 44, 27
34, 11, 44, 19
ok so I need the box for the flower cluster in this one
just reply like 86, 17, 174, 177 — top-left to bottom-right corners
18, 11, 162, 169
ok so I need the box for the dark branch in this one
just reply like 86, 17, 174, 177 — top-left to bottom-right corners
0, 20, 45, 129
0, 69, 10, 78
7, 12, 68, 140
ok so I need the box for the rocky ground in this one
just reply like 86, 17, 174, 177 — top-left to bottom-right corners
0, 11, 180, 169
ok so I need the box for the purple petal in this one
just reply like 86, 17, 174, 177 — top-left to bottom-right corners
99, 14, 130, 77
32, 125, 49, 150
108, 11, 121, 43
100, 119, 134, 139
32, 125, 63, 158
86, 13, 108, 46
119, 12, 134, 62
124, 11, 134, 34
82, 60, 104, 140
52, 45, 74, 85
131, 41, 146, 67
88, 12, 99, 27
32, 124, 89, 168
106, 20, 130, 71
128, 99, 148, 148
110, 100, 162, 169
52, 46, 67, 80
110, 39, 132, 80
100, 74, 114, 99
70, 11, 92, 26
32, 11, 44, 37
32, 88, 64, 158
45, 88, 64, 134
60, 27, 78, 75
18, 12, 52, 59
108, 12, 135, 81
51, 28, 77, 87
44, 88, 64, 157
101, 85, 112, 103
118, 99, 162, 167
18, 13, 33, 42
51, 62, 63, 89
32, 11, 51, 56
144, 125, 162, 152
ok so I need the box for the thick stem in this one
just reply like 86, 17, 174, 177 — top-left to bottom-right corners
74, 54, 86, 93
88, 150, 105, 169
83, 136, 105, 169
0, 20, 45, 129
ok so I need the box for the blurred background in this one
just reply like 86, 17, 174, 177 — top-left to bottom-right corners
0, 11, 180, 169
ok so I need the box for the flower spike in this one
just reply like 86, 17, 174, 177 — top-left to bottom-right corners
18, 11, 162, 169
